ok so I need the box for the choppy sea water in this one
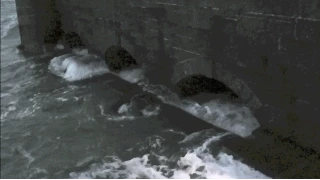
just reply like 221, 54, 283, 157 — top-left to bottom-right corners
1, 0, 269, 178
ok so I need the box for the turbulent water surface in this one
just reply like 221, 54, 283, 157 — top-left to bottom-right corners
1, 0, 269, 178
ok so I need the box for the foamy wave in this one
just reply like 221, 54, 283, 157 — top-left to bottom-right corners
48, 52, 146, 83
56, 97, 68, 102
48, 52, 259, 136
117, 96, 160, 118
14, 145, 35, 167
178, 131, 202, 144
17, 98, 41, 119
54, 43, 65, 50
174, 133, 269, 179
1, 13, 18, 38
100, 104, 159, 121
99, 105, 136, 121
139, 83, 260, 137
118, 103, 132, 114
1, 101, 17, 121
163, 129, 186, 136
72, 48, 89, 56
1, 92, 11, 98
48, 53, 109, 81
126, 135, 165, 153
181, 100, 260, 137
172, 151, 269, 179
70, 133, 269, 179
70, 155, 168, 179
141, 105, 160, 117
27, 168, 48, 179
1, 59, 26, 68
49, 54, 76, 77
115, 68, 145, 83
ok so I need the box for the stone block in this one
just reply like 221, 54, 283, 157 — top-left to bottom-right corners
129, 0, 154, 8
15, 0, 34, 8
16, 7, 36, 16
301, 0, 320, 19
188, 7, 219, 29
296, 19, 320, 42
165, 6, 193, 25
120, 36, 136, 56
17, 15, 37, 26
249, 0, 301, 17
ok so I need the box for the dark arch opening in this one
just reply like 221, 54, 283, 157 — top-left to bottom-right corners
62, 31, 86, 49
104, 45, 138, 72
43, 10, 63, 45
41, 0, 64, 49
175, 74, 239, 100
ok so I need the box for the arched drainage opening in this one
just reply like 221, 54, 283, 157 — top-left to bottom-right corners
43, 9, 64, 46
104, 45, 138, 72
62, 31, 86, 49
175, 74, 239, 101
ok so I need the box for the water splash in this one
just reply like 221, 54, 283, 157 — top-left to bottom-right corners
48, 52, 260, 137
69, 132, 269, 179
140, 82, 260, 137
49, 53, 109, 81
116, 68, 145, 83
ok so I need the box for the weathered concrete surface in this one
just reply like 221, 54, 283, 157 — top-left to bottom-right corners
220, 129, 320, 178
51, 0, 319, 109
15, 0, 44, 53
15, 0, 320, 177
15, 0, 63, 53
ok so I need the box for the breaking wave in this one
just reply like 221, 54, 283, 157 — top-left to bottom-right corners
140, 82, 260, 137
48, 53, 109, 81
70, 132, 269, 179
48, 52, 260, 137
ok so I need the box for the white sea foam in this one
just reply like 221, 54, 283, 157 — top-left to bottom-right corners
118, 103, 132, 114
1, 100, 18, 122
116, 102, 160, 120
1, 14, 17, 38
178, 131, 202, 144
163, 129, 186, 136
180, 100, 260, 137
72, 48, 89, 56
1, 92, 11, 98
141, 105, 160, 117
27, 168, 48, 179
54, 43, 64, 50
56, 97, 68, 102
70, 133, 269, 179
140, 83, 260, 137
116, 68, 145, 83
99, 104, 135, 121
48, 51, 259, 136
48, 49, 146, 84
49, 53, 109, 81
14, 145, 35, 167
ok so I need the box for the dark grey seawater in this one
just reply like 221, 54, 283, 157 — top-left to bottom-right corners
1, 0, 269, 178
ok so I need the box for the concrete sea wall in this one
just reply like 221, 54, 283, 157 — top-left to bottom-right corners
16, 0, 320, 164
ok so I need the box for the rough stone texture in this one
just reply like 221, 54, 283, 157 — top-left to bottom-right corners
16, 1, 320, 104
16, 0, 320, 171
15, 0, 46, 53
16, 0, 64, 53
